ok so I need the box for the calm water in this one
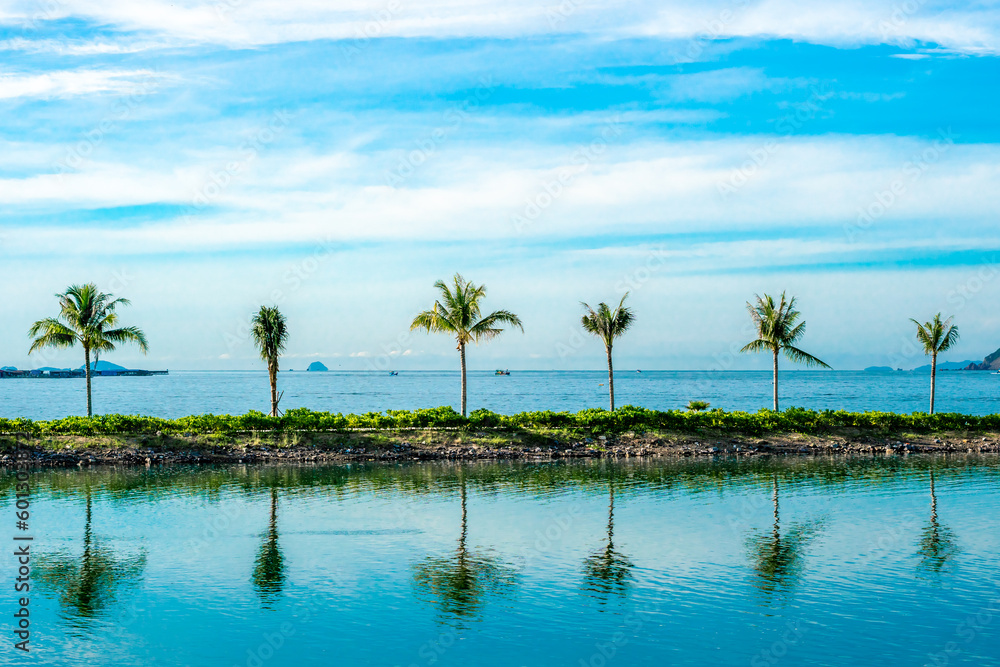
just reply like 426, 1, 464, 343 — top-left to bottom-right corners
2, 457, 999, 666
2, 370, 1000, 420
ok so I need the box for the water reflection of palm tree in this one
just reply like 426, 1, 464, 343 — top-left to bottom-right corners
34, 488, 146, 627
253, 487, 285, 607
582, 479, 634, 602
412, 475, 517, 623
746, 476, 821, 599
918, 470, 959, 574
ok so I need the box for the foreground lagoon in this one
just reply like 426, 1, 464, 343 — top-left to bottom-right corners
4, 456, 999, 666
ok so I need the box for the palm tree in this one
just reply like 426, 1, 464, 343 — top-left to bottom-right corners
252, 488, 285, 607
740, 292, 830, 411
745, 476, 822, 602
581, 294, 635, 411
412, 474, 518, 624
582, 476, 634, 603
28, 283, 149, 417
917, 470, 959, 574
911, 314, 959, 414
411, 274, 523, 417
34, 488, 147, 627
250, 306, 289, 417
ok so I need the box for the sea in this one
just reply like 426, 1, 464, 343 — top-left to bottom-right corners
4, 457, 999, 666
1, 369, 999, 420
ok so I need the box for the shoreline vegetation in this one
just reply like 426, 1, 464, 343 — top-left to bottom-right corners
3, 406, 1000, 467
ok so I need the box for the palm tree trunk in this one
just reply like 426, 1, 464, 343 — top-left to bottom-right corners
772, 348, 780, 412
606, 344, 615, 411
459, 342, 467, 417
84, 346, 93, 417
269, 359, 279, 417
459, 475, 468, 550
607, 480, 615, 543
930, 351, 937, 414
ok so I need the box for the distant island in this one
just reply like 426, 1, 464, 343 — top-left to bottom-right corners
0, 359, 167, 378
863, 360, 982, 372
862, 347, 1000, 372
962, 347, 1000, 371
912, 360, 977, 372
307, 361, 328, 372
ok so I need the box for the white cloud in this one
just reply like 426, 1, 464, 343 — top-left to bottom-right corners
2, 0, 998, 54
0, 68, 164, 100
2, 133, 999, 256
0, 37, 173, 55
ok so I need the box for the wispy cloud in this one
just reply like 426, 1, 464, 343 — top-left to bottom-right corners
0, 67, 165, 99
2, 0, 999, 53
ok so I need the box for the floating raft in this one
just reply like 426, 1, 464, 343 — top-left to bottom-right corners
0, 369, 168, 378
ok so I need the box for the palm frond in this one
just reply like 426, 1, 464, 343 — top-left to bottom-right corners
413, 275, 521, 349
740, 339, 772, 355
783, 345, 831, 369
580, 294, 634, 346
250, 306, 289, 362
742, 292, 825, 368
470, 310, 523, 343
27, 318, 78, 354
103, 326, 150, 354
911, 314, 960, 355
940, 322, 960, 353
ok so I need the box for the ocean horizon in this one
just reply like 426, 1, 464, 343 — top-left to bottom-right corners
3, 369, 998, 421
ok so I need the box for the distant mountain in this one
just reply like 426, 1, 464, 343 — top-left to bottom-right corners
963, 347, 1000, 371
1, 366, 16, 371
864, 366, 894, 372
912, 360, 977, 372
307, 361, 328, 372
77, 361, 128, 371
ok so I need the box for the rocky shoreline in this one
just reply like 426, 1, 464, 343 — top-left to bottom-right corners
2, 429, 1000, 467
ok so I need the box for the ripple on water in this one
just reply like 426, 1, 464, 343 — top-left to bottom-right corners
5, 456, 1000, 666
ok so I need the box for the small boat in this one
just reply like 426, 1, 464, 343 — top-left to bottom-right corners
495, 369, 510, 376
389, 371, 399, 376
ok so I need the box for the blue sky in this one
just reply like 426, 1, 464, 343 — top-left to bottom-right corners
2, 0, 999, 371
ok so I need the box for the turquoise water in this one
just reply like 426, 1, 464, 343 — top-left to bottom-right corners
2, 370, 1000, 420
3, 457, 999, 666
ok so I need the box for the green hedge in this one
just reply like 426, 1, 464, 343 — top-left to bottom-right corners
0, 405, 997, 437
